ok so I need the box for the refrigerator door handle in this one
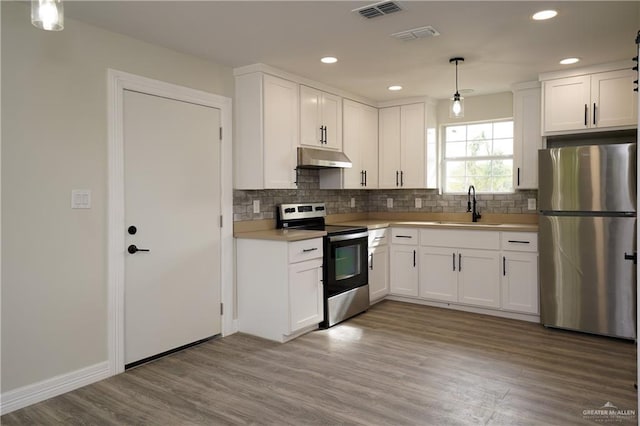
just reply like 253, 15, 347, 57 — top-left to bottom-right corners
624, 252, 637, 264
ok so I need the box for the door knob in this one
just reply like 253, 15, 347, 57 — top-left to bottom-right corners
128, 244, 150, 254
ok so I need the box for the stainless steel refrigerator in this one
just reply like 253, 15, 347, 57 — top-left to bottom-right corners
539, 142, 637, 339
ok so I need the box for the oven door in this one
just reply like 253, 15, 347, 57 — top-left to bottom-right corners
325, 232, 368, 297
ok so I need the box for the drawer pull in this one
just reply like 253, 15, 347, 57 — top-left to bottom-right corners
302, 247, 318, 253
507, 240, 530, 244
374, 236, 386, 240
395, 235, 413, 239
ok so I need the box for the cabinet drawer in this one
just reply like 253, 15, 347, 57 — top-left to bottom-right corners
391, 228, 419, 245
369, 228, 389, 247
501, 232, 538, 252
288, 238, 323, 263
420, 229, 500, 250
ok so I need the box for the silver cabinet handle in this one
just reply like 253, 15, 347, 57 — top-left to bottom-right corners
370, 253, 374, 270
302, 247, 318, 253
374, 236, 386, 240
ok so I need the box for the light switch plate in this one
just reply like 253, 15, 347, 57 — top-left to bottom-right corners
350, 198, 356, 208
415, 198, 422, 209
71, 190, 91, 209
528, 198, 536, 210
387, 198, 393, 208
253, 200, 260, 214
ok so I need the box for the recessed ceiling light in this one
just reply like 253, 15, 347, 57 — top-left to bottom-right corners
532, 10, 558, 20
388, 85, 403, 91
560, 57, 580, 65
321, 56, 338, 64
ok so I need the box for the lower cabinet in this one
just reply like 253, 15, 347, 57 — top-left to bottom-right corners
390, 245, 419, 296
390, 227, 539, 319
288, 259, 324, 331
457, 249, 500, 308
369, 245, 389, 302
419, 247, 500, 308
237, 237, 324, 342
419, 247, 458, 302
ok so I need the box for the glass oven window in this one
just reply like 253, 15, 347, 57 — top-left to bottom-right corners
335, 244, 361, 280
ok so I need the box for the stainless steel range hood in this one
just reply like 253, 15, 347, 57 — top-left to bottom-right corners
297, 147, 352, 169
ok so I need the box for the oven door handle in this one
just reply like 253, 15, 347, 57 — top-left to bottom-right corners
327, 231, 369, 243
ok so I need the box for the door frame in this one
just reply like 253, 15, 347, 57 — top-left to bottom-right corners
107, 69, 234, 375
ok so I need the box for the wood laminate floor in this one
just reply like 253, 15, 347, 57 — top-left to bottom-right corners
2, 301, 637, 425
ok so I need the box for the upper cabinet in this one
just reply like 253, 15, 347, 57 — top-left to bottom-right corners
379, 103, 425, 189
541, 65, 637, 134
342, 99, 379, 188
300, 85, 343, 151
512, 82, 542, 190
235, 72, 299, 189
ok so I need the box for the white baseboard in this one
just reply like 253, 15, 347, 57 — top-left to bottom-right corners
385, 295, 541, 323
1, 361, 111, 415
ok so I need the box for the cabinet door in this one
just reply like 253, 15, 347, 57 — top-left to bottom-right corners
389, 245, 419, 296
419, 247, 458, 302
288, 258, 323, 333
543, 76, 591, 133
458, 249, 500, 308
342, 100, 365, 188
501, 252, 539, 314
513, 87, 541, 189
361, 103, 379, 188
300, 85, 322, 148
264, 75, 299, 189
322, 92, 342, 150
378, 106, 401, 188
400, 103, 425, 188
592, 69, 638, 128
369, 245, 389, 302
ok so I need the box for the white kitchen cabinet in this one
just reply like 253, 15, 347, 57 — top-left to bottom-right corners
369, 245, 389, 302
368, 228, 389, 302
419, 246, 458, 302
389, 228, 419, 296
512, 82, 542, 189
234, 72, 298, 189
418, 229, 500, 308
300, 85, 342, 150
542, 68, 637, 134
288, 259, 324, 331
237, 237, 324, 342
500, 232, 539, 314
501, 252, 538, 314
457, 249, 500, 308
419, 246, 499, 308
343, 99, 379, 188
379, 103, 425, 188
320, 99, 378, 189
390, 245, 419, 297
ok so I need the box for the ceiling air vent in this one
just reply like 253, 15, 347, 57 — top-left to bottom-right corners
353, 1, 403, 19
391, 26, 440, 41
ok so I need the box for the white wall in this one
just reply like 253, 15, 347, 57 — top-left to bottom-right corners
1, 2, 234, 393
436, 92, 513, 125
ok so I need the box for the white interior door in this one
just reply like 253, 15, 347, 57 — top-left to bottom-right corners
123, 89, 221, 365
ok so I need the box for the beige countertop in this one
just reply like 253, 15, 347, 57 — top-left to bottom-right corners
333, 220, 538, 233
234, 229, 327, 242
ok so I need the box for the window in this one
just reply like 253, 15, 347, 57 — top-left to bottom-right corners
442, 120, 514, 193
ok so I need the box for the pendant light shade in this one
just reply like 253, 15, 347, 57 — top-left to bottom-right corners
449, 57, 464, 118
31, 0, 64, 31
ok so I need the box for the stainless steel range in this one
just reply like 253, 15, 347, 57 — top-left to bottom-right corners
277, 203, 369, 328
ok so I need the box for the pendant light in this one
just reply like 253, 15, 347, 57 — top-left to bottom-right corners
449, 57, 464, 118
31, 0, 64, 31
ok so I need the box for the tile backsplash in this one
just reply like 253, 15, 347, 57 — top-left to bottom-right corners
234, 169, 537, 221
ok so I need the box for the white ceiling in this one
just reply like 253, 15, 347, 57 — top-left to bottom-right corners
65, 1, 640, 102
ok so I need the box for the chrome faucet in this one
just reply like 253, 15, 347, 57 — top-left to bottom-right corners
467, 185, 482, 222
